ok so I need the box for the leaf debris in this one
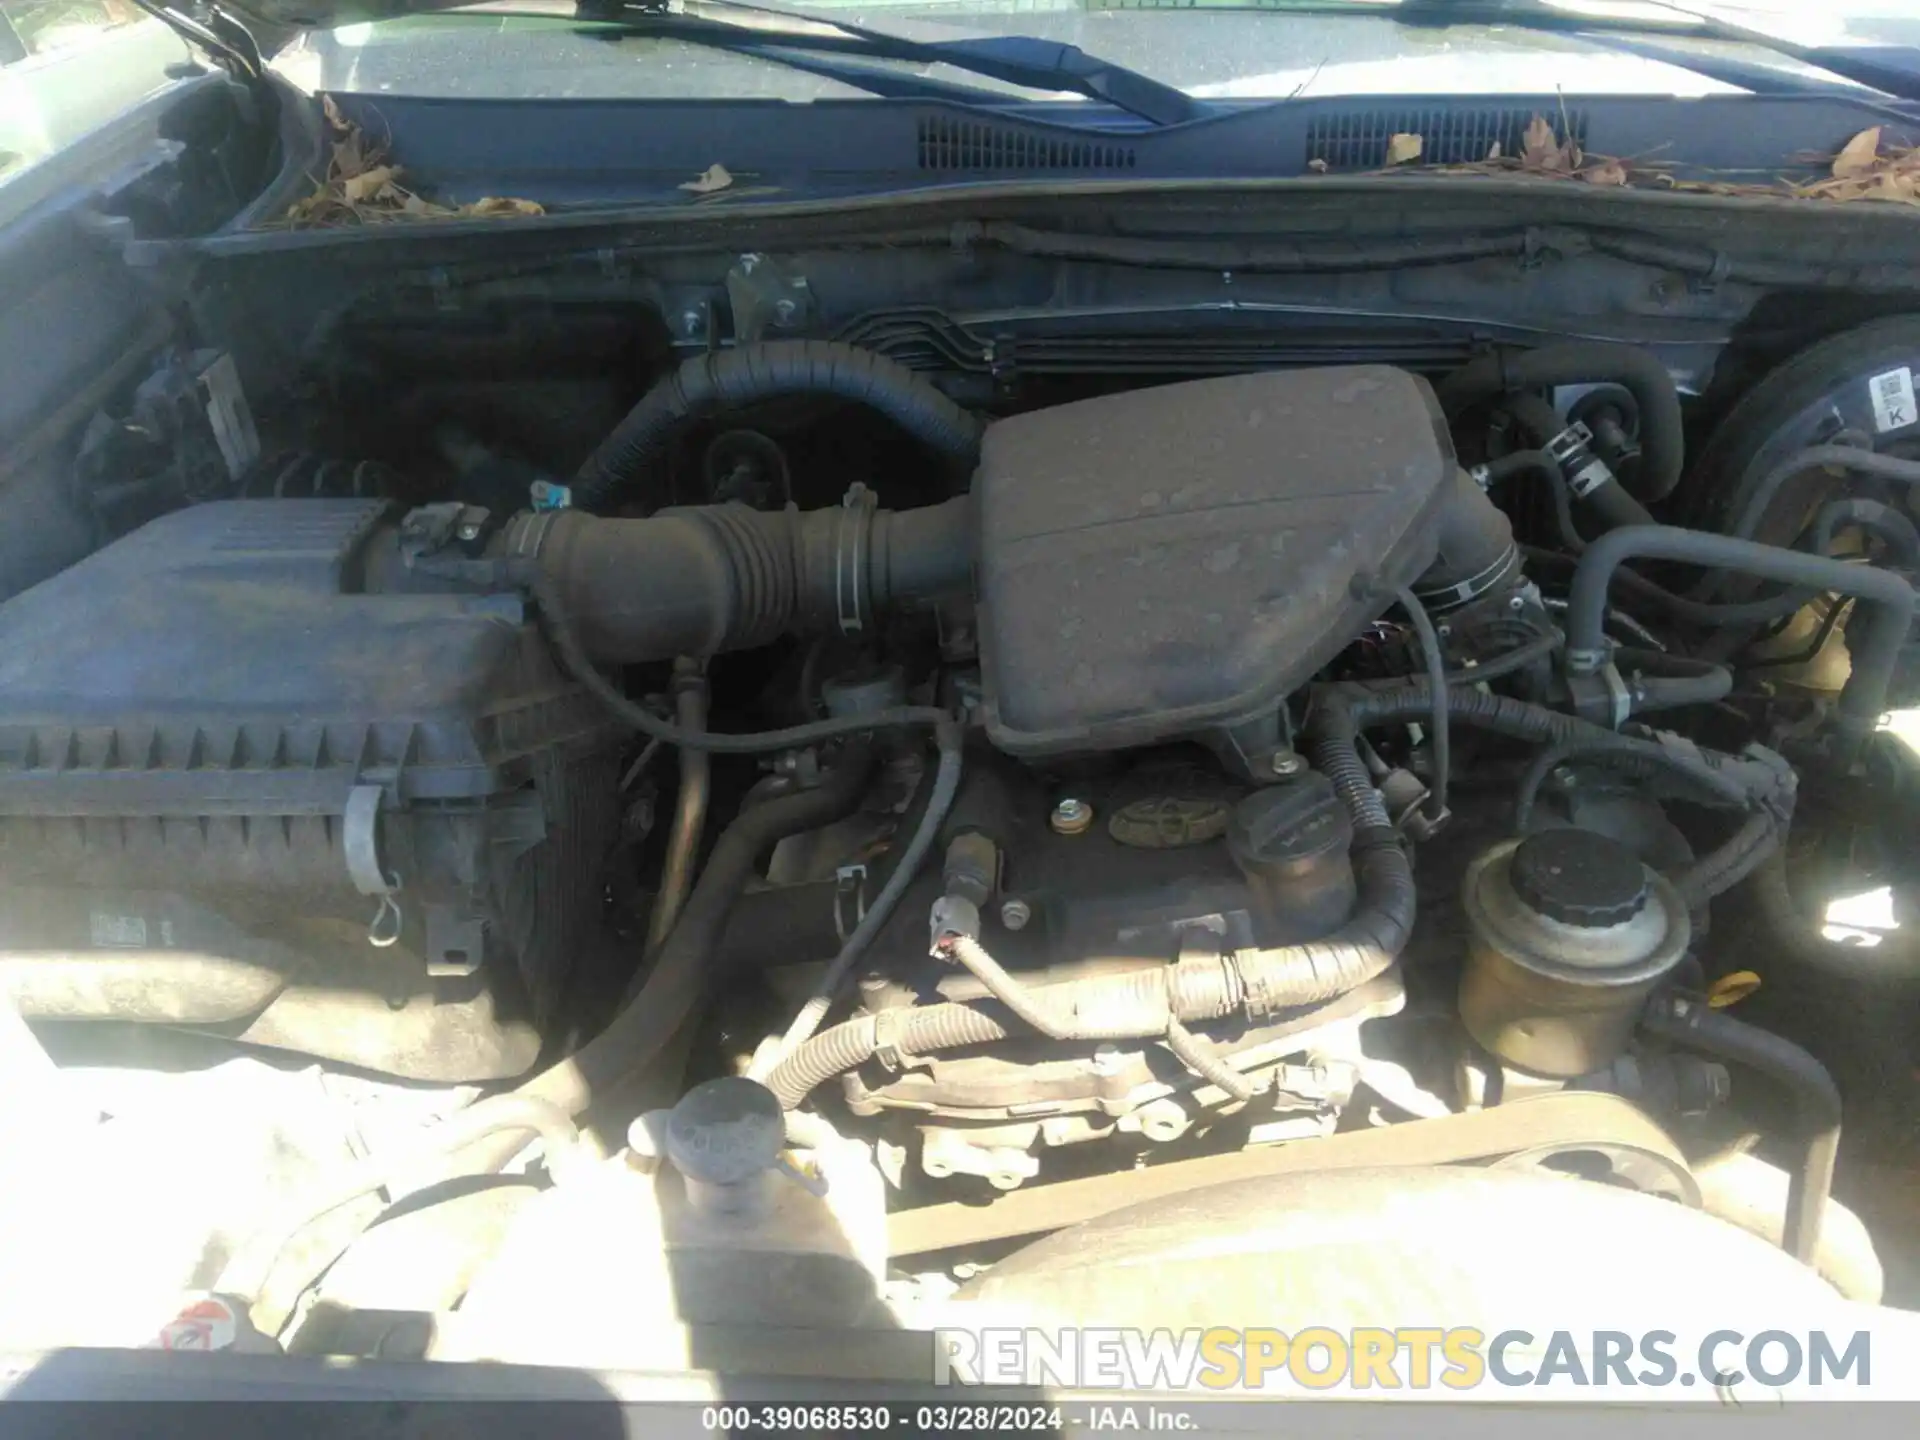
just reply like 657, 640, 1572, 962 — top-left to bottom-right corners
276, 98, 546, 229
1336, 116, 1920, 208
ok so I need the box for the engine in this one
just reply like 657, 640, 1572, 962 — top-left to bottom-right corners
5, 328, 1910, 1357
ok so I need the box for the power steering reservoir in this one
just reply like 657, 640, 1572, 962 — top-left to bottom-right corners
1459, 830, 1690, 1078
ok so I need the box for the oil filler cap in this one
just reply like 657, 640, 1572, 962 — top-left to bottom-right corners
1510, 829, 1648, 928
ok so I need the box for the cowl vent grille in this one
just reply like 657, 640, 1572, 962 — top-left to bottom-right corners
918, 116, 1138, 172
1306, 107, 1588, 171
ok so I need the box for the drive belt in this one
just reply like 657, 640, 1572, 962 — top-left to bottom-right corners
887, 1090, 1692, 1256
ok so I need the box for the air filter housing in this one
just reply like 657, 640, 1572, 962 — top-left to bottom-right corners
0, 500, 627, 1080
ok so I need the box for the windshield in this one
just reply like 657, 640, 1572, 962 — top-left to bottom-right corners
270, 0, 1920, 103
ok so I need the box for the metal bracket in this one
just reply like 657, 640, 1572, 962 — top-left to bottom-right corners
833, 863, 869, 945
726, 253, 813, 344
424, 903, 486, 978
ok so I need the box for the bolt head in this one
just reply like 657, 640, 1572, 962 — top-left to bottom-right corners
1050, 798, 1093, 835
1000, 898, 1032, 931
455, 522, 481, 542
1508, 594, 1526, 611
1269, 750, 1306, 777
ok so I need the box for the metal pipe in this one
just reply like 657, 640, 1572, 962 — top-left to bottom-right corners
645, 660, 710, 954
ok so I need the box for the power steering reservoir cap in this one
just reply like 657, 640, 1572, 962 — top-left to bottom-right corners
665, 1075, 786, 1186
1510, 828, 1649, 929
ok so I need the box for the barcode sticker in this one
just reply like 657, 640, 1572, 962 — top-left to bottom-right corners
1869, 367, 1917, 433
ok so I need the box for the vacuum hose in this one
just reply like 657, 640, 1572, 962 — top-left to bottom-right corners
1564, 526, 1917, 742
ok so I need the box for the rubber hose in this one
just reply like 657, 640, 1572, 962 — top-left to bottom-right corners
519, 741, 877, 1121
1724, 445, 1920, 551
1504, 392, 1657, 530
1436, 342, 1685, 502
1480, 448, 1586, 554
764, 723, 965, 1069
1513, 735, 1754, 832
1673, 810, 1782, 911
574, 341, 985, 510
1679, 497, 1920, 626
1564, 526, 1917, 739
1444, 630, 1562, 686
1612, 648, 1735, 713
1640, 995, 1840, 1266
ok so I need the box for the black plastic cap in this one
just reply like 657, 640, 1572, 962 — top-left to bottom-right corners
1229, 773, 1352, 872
1511, 828, 1649, 928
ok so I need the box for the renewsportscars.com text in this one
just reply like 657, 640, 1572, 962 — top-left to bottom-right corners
933, 1327, 1873, 1391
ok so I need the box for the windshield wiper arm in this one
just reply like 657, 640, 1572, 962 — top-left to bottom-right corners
1399, 0, 1920, 103
575, 0, 1207, 125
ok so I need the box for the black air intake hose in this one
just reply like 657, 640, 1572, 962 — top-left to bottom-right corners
500, 495, 973, 664
574, 341, 986, 510
765, 721, 1418, 1109
1436, 341, 1685, 503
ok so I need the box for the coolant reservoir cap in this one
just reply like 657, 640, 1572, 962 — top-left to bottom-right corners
1511, 828, 1648, 928
665, 1076, 786, 1186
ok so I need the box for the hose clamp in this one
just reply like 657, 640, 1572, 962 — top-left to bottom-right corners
1546, 422, 1616, 499
834, 483, 878, 636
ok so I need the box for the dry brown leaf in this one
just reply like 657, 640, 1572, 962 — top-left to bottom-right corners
679, 163, 734, 194
460, 196, 544, 217
1833, 127, 1883, 179
341, 164, 398, 203
1384, 132, 1424, 166
1521, 115, 1562, 169
1581, 159, 1629, 187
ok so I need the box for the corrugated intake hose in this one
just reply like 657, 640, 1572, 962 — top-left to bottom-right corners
1641, 993, 1840, 1266
765, 723, 1417, 1109
1435, 341, 1686, 503
505, 493, 973, 666
573, 341, 985, 510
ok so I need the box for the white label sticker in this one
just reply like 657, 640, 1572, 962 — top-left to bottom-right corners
89, 912, 147, 948
1869, 366, 1917, 433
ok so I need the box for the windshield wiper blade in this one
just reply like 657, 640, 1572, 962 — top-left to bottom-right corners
1399, 0, 1920, 103
575, 0, 1207, 124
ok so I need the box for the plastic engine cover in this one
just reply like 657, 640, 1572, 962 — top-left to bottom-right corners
976, 367, 1455, 756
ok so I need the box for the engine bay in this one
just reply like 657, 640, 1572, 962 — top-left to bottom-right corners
6, 271, 1920, 1365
